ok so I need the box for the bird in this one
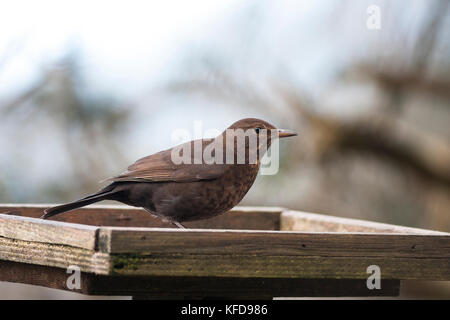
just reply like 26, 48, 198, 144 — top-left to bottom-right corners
41, 118, 296, 228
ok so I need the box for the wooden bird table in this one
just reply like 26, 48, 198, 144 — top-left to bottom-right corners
0, 204, 448, 299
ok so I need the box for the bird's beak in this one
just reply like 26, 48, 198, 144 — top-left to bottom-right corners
277, 129, 297, 138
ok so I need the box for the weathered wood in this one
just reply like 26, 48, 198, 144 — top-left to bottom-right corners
3, 203, 445, 234
0, 260, 92, 295
109, 253, 449, 280
0, 214, 99, 250
0, 261, 400, 297
0, 236, 109, 274
99, 227, 449, 280
0, 204, 282, 230
0, 209, 448, 281
281, 210, 449, 235
101, 227, 450, 257
2, 224, 447, 280
0, 204, 448, 298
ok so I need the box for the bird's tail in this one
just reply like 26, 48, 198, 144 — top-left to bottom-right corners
41, 184, 120, 219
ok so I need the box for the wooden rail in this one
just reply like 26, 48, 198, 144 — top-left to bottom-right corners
0, 204, 449, 298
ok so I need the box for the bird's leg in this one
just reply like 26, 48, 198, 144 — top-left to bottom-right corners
172, 221, 186, 229
143, 208, 159, 219
142, 208, 186, 229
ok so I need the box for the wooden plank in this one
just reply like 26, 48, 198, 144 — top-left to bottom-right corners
0, 260, 93, 295
0, 204, 282, 230
101, 228, 450, 280
102, 228, 450, 258
2, 203, 446, 234
109, 253, 449, 280
186, 206, 281, 230
1, 225, 447, 280
0, 261, 400, 297
281, 210, 449, 235
0, 236, 110, 275
0, 205, 448, 282
0, 214, 99, 250
93, 277, 400, 298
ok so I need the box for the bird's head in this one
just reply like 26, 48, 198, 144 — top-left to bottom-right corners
223, 118, 297, 162
227, 117, 297, 139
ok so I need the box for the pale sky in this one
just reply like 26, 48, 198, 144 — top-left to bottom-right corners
0, 0, 243, 98
1, 0, 432, 198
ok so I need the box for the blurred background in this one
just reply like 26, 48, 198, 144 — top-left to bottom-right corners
0, 0, 449, 299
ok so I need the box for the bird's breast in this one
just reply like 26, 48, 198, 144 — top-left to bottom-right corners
196, 164, 260, 215
150, 164, 260, 222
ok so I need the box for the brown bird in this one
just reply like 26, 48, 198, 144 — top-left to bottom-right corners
42, 118, 296, 228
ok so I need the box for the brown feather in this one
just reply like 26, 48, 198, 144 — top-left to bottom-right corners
42, 118, 296, 227
108, 139, 226, 183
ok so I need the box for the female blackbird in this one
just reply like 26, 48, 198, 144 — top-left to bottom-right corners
42, 118, 296, 228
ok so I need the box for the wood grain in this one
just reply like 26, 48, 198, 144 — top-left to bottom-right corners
109, 252, 449, 280
0, 213, 99, 250
0, 236, 109, 274
0, 204, 282, 230
99, 227, 449, 280
0, 204, 448, 298
0, 260, 93, 295
102, 227, 450, 258
0, 261, 400, 297
281, 210, 449, 235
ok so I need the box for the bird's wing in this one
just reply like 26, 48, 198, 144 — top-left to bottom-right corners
108, 139, 227, 183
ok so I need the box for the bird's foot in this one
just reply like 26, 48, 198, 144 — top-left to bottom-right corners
172, 221, 186, 229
